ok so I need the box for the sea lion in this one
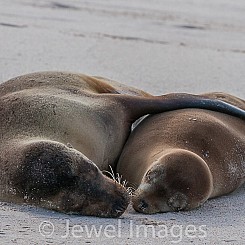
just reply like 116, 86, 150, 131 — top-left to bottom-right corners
117, 93, 245, 214
0, 72, 244, 217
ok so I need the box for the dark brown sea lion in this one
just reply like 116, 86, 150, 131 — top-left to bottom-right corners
117, 93, 245, 214
0, 72, 244, 217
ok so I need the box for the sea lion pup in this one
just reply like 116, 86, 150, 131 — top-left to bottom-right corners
0, 72, 244, 218
117, 93, 245, 214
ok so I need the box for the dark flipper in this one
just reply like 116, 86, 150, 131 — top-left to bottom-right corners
107, 93, 245, 120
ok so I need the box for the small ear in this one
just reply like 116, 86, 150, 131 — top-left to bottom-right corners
167, 192, 188, 211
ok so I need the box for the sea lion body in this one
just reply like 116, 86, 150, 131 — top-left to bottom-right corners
0, 72, 154, 217
117, 98, 245, 214
0, 72, 245, 217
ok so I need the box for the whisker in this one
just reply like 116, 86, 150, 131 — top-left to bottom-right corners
102, 165, 117, 181
103, 166, 135, 194
126, 186, 136, 196
116, 173, 123, 185
109, 165, 116, 180
102, 170, 116, 181
122, 179, 128, 188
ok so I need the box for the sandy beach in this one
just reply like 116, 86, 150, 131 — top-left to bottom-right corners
0, 0, 245, 244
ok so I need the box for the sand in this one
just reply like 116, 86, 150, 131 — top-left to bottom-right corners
0, 0, 245, 244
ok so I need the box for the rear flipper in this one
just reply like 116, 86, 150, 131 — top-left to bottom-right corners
105, 92, 245, 120
202, 92, 245, 110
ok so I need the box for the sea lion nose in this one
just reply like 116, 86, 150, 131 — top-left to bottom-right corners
111, 202, 127, 217
138, 199, 148, 211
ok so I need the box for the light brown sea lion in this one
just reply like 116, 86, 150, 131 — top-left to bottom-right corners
0, 72, 244, 217
117, 93, 245, 214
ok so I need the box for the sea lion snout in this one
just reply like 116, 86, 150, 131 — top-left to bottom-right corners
111, 187, 130, 217
62, 173, 130, 218
81, 174, 130, 218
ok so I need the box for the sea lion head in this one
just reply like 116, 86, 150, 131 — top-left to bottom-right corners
132, 149, 213, 214
12, 140, 130, 218
50, 162, 130, 218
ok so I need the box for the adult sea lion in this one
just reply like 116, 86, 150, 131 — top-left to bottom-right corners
117, 93, 245, 214
0, 72, 244, 217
